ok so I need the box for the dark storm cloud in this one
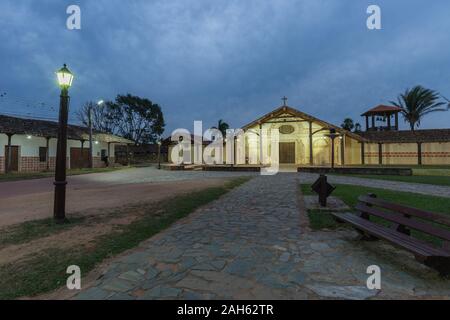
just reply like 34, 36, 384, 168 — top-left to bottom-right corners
0, 0, 449, 133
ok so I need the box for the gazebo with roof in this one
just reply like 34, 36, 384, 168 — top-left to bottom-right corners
361, 105, 402, 132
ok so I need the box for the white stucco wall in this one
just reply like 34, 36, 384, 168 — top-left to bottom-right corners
1, 133, 120, 172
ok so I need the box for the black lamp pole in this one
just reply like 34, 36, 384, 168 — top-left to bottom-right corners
326, 128, 339, 170
157, 140, 162, 170
53, 64, 73, 223
53, 87, 69, 223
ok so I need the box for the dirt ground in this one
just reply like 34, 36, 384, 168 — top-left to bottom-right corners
0, 178, 227, 227
0, 177, 229, 266
0, 179, 227, 265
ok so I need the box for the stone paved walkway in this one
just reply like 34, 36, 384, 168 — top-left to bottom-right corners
74, 174, 450, 300
300, 173, 450, 198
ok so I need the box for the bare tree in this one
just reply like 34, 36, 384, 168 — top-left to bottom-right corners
76, 101, 116, 133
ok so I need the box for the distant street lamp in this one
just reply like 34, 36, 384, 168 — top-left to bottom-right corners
326, 128, 339, 169
54, 64, 74, 223
88, 99, 104, 168
157, 138, 162, 170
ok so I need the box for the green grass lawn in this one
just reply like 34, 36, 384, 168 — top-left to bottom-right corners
301, 184, 450, 241
0, 176, 251, 299
0, 166, 129, 183
328, 166, 450, 186
331, 173, 450, 186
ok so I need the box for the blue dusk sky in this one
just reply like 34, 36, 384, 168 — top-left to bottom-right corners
0, 0, 449, 134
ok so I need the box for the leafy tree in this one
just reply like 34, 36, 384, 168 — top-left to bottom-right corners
354, 123, 362, 132
341, 118, 354, 131
391, 85, 448, 131
108, 94, 165, 144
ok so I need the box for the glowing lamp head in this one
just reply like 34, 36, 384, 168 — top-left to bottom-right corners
56, 64, 74, 89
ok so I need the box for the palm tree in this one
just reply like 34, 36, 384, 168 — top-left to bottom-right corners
341, 118, 354, 131
391, 85, 448, 131
212, 119, 230, 138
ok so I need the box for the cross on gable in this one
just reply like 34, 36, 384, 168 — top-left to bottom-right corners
282, 96, 288, 106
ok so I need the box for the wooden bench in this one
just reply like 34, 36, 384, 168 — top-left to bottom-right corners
331, 194, 450, 276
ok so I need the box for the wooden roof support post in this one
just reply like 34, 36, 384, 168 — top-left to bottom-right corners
378, 143, 383, 165
5, 133, 13, 173
107, 142, 111, 167
46, 137, 51, 171
361, 142, 365, 165
259, 123, 263, 165
387, 114, 391, 130
365, 116, 369, 132
309, 121, 313, 165
395, 113, 399, 130
340, 135, 345, 166
417, 142, 422, 166
126, 144, 130, 166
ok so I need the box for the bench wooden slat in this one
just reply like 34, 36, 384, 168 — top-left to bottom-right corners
355, 203, 450, 242
358, 195, 450, 227
355, 203, 450, 241
332, 212, 450, 258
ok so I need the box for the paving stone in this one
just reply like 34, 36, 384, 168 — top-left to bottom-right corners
179, 257, 197, 270
145, 266, 160, 280
210, 260, 227, 270
108, 292, 135, 300
183, 290, 203, 300
306, 284, 379, 300
101, 278, 136, 293
176, 276, 212, 291
257, 274, 288, 289
118, 270, 144, 282
310, 242, 331, 251
224, 260, 254, 277
272, 245, 287, 251
192, 263, 217, 271
75, 287, 111, 300
279, 252, 290, 262
121, 252, 148, 264
287, 271, 307, 285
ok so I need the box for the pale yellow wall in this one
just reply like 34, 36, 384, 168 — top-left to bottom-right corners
382, 143, 418, 165
345, 136, 362, 165
364, 143, 379, 165
422, 142, 450, 165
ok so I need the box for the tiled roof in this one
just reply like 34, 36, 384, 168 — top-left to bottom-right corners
361, 105, 402, 116
164, 134, 212, 145
359, 129, 450, 143
0, 114, 133, 144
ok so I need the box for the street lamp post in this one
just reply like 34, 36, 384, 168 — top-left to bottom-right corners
157, 139, 162, 170
88, 100, 104, 168
54, 64, 74, 223
326, 128, 339, 170
88, 104, 93, 168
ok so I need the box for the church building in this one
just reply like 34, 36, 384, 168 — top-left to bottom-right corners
169, 99, 450, 167
239, 101, 450, 166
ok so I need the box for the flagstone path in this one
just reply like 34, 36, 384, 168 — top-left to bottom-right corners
74, 174, 450, 300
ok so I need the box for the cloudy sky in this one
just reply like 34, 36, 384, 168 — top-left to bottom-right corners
0, 0, 449, 134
